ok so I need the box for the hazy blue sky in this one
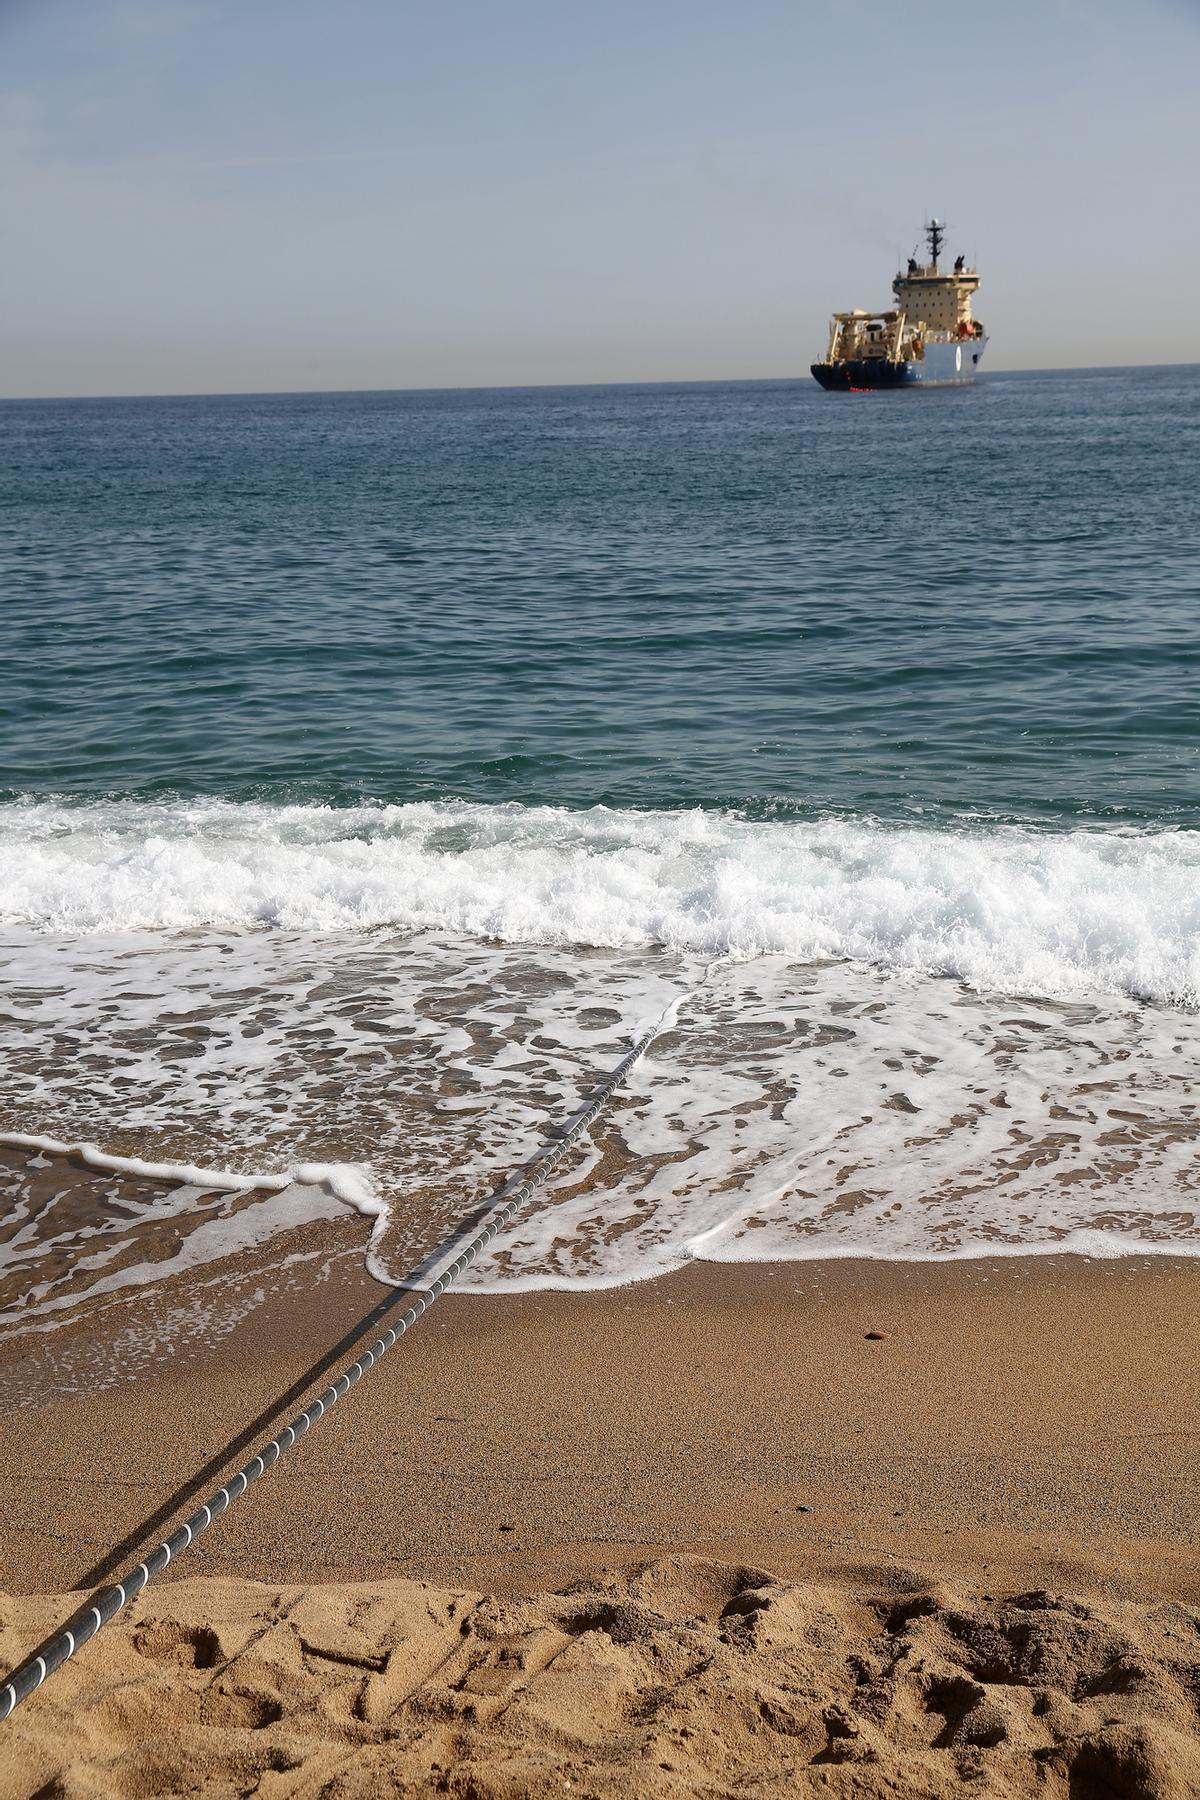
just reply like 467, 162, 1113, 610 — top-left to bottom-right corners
2, 0, 1197, 395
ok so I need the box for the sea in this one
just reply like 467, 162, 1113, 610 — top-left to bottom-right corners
2, 368, 1198, 1342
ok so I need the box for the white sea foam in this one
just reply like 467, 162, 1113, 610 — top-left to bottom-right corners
0, 1131, 381, 1215
2, 927, 1198, 1329
1, 798, 1198, 1004
1, 800, 1197, 1320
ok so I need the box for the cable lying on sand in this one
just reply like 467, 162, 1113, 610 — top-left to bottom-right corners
0, 1004, 683, 1723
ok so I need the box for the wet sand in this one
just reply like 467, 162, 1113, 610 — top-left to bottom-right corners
2, 1191, 1199, 1794
2, 1223, 1199, 1602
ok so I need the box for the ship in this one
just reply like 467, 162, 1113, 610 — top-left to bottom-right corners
811, 220, 987, 390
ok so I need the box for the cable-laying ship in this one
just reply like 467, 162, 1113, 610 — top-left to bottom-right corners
811, 220, 987, 390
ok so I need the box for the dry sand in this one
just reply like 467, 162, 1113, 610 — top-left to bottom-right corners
2, 1183, 1200, 1795
4, 1554, 1200, 1798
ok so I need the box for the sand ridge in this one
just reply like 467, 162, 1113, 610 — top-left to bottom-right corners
3, 1554, 1200, 1798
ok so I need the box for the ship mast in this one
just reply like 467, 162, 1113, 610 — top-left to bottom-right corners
925, 217, 945, 271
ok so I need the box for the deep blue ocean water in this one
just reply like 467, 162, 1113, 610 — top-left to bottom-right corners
3, 367, 1197, 825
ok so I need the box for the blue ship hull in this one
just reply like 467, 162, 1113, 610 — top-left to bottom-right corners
812, 335, 988, 390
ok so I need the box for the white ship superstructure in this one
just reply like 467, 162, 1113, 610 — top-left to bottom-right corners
813, 220, 988, 390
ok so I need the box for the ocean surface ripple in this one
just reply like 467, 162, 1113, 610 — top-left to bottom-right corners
2, 370, 1198, 825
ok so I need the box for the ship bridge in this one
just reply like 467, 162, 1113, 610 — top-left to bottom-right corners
892, 218, 982, 339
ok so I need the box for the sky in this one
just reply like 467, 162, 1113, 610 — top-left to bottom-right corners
1, 0, 1197, 396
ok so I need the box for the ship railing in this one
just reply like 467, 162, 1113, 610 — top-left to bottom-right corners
896, 264, 977, 279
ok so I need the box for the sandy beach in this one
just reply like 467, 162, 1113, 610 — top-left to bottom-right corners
2, 1162, 1199, 1795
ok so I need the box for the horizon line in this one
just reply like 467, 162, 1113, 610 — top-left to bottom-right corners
2, 361, 1197, 406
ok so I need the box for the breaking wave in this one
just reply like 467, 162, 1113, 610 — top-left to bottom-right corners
2, 799, 1197, 1005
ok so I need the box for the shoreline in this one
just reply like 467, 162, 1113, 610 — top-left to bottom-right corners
2, 1228, 1197, 1606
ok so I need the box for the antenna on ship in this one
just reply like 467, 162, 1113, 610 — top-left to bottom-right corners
925, 216, 946, 270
